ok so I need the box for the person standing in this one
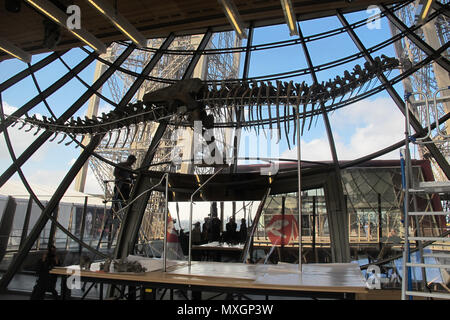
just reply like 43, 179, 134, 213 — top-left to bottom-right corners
239, 218, 248, 244
30, 245, 60, 300
209, 213, 222, 242
201, 217, 210, 244
113, 154, 137, 204
191, 222, 202, 245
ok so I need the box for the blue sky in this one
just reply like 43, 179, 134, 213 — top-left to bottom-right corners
0, 7, 411, 202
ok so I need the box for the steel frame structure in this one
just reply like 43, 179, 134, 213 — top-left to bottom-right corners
0, 1, 448, 297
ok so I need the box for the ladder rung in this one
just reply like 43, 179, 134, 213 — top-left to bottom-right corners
405, 262, 450, 269
405, 291, 450, 300
423, 253, 450, 258
409, 181, 450, 194
408, 211, 449, 216
409, 237, 450, 242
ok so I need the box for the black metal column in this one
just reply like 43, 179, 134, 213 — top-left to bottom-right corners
19, 197, 33, 250
0, 196, 17, 263
182, 29, 213, 80
48, 206, 60, 248
0, 133, 104, 291
122, 30, 213, 255
113, 34, 178, 259
0, 44, 139, 291
114, 122, 168, 259
0, 50, 68, 93
0, 52, 97, 134
298, 23, 350, 263
0, 46, 135, 188
79, 196, 88, 254
312, 195, 317, 262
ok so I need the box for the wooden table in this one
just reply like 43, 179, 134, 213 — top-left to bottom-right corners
51, 259, 368, 300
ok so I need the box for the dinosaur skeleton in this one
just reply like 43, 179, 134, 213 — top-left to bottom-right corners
6, 55, 398, 149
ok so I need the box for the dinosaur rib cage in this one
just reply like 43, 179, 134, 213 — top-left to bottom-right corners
7, 55, 398, 148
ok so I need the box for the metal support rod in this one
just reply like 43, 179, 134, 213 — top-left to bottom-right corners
182, 29, 213, 80
19, 196, 33, 250
401, 145, 413, 300
163, 173, 169, 272
242, 22, 254, 80
241, 187, 271, 263
48, 206, 59, 248
312, 195, 317, 263
298, 22, 349, 262
0, 196, 16, 264
281, 196, 286, 261
189, 168, 225, 267
79, 196, 88, 254
296, 104, 302, 271
378, 193, 382, 250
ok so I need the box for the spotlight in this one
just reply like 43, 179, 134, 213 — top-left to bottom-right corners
280, 0, 298, 36
25, 0, 107, 53
86, 0, 147, 47
218, 0, 247, 39
5, 0, 21, 13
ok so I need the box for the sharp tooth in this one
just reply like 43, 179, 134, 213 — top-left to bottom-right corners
105, 131, 113, 148
122, 126, 130, 148
57, 133, 67, 144
130, 124, 139, 145
275, 81, 282, 142
25, 124, 34, 132
49, 132, 58, 142
266, 82, 273, 137
112, 130, 121, 148
65, 137, 74, 146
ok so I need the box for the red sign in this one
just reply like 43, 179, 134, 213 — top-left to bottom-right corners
266, 214, 299, 246
166, 214, 179, 243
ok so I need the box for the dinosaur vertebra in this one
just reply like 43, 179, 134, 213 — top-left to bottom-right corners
8, 55, 398, 147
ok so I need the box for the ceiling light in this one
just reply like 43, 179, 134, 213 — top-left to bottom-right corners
0, 39, 31, 63
415, 0, 435, 23
218, 0, 247, 39
86, 0, 147, 47
280, 0, 298, 36
25, 0, 106, 54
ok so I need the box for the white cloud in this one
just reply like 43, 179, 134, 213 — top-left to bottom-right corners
0, 102, 50, 162
281, 97, 405, 161
26, 169, 67, 188
83, 166, 103, 194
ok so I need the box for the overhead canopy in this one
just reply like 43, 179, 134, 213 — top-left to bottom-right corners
144, 160, 431, 202
1, 0, 401, 60
0, 179, 105, 206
